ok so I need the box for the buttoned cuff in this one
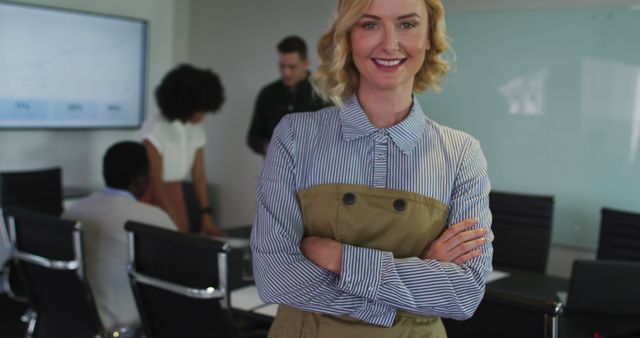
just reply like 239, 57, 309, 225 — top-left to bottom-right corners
338, 244, 388, 301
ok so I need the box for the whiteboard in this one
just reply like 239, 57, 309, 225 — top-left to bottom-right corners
0, 2, 147, 129
420, 7, 640, 248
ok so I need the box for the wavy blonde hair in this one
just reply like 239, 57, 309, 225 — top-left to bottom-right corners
312, 0, 451, 106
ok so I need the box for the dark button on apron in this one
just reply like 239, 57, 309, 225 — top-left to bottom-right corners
393, 199, 407, 211
343, 193, 356, 205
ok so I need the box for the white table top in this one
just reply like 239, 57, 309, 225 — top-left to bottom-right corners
230, 285, 265, 311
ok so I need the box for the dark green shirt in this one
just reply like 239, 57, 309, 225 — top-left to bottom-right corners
247, 75, 327, 155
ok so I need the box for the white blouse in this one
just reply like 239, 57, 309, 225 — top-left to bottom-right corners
141, 113, 207, 181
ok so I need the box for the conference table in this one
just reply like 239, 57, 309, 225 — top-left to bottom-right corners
446, 267, 640, 338
228, 266, 640, 338
230, 285, 278, 320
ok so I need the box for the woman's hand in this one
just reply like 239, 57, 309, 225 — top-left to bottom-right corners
200, 214, 225, 237
423, 218, 490, 265
300, 236, 343, 276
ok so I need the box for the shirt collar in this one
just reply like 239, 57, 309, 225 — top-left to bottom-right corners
339, 94, 427, 154
102, 187, 137, 202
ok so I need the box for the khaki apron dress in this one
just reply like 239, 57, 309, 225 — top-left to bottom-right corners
268, 184, 450, 338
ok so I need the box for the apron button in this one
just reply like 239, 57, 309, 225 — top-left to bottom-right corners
343, 193, 356, 205
393, 199, 406, 211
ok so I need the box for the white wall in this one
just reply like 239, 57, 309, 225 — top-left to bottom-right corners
188, 0, 337, 228
0, 0, 189, 189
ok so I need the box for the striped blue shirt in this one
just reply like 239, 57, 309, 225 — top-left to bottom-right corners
251, 95, 493, 327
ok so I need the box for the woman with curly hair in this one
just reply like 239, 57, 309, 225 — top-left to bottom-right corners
141, 64, 225, 236
252, 0, 493, 336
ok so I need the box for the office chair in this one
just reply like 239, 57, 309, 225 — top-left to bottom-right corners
445, 290, 563, 338
0, 168, 64, 304
597, 207, 640, 262
558, 260, 640, 337
0, 167, 63, 217
4, 206, 105, 338
490, 191, 555, 273
125, 221, 266, 338
1, 208, 28, 304
566, 259, 640, 315
224, 224, 254, 290
0, 210, 28, 338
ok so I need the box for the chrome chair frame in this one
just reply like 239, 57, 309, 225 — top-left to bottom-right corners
485, 288, 563, 338
7, 214, 102, 338
126, 232, 231, 305
125, 221, 240, 338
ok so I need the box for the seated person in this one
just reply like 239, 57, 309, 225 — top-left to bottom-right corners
63, 141, 176, 330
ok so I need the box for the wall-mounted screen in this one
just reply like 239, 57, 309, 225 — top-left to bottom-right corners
0, 2, 147, 129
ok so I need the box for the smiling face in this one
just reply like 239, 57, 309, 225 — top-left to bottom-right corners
349, 0, 430, 94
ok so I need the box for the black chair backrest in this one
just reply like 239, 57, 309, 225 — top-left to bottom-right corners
0, 167, 63, 216
490, 191, 555, 273
125, 221, 235, 338
567, 259, 640, 315
5, 206, 103, 338
597, 207, 640, 262
0, 168, 62, 301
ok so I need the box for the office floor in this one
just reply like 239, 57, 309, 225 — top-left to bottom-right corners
0, 294, 27, 338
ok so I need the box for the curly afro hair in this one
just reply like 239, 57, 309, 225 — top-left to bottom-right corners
155, 64, 225, 121
103, 141, 148, 190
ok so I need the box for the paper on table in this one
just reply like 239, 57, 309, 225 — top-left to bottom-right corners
254, 304, 279, 317
230, 285, 265, 311
486, 270, 510, 283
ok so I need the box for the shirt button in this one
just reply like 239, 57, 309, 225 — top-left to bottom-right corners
343, 193, 356, 205
393, 199, 407, 211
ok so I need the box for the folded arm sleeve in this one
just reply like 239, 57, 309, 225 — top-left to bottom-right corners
336, 138, 493, 320
251, 116, 397, 326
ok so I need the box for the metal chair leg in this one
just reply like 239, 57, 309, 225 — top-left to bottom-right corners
544, 314, 558, 338
22, 309, 36, 338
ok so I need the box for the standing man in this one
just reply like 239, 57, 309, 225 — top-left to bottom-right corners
247, 35, 327, 156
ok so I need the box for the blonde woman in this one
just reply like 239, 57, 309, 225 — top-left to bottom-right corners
251, 0, 493, 336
